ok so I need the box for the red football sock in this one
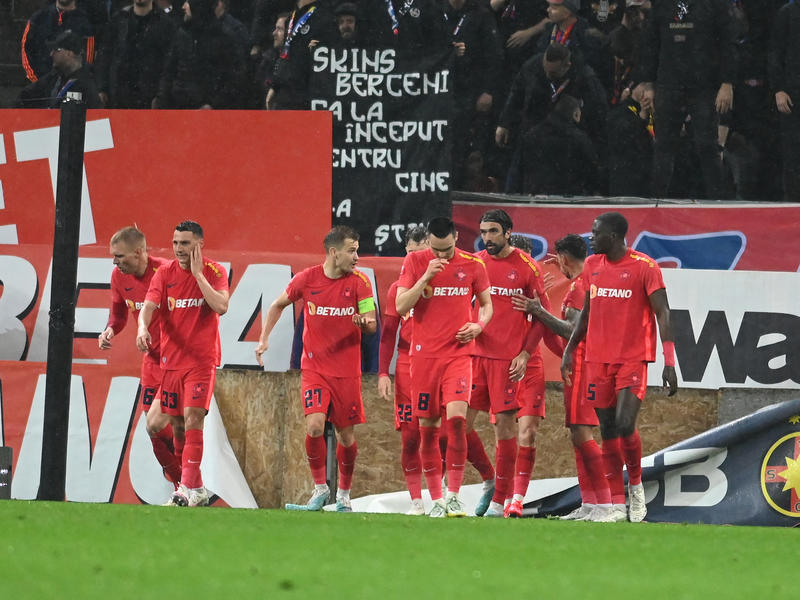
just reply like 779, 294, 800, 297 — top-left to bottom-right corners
158, 423, 175, 453
439, 431, 448, 478
173, 431, 185, 464
401, 426, 422, 500
445, 417, 467, 494
467, 429, 496, 482
150, 425, 181, 485
336, 441, 358, 491
181, 429, 204, 490
420, 426, 443, 501
573, 445, 596, 504
305, 434, 327, 485
580, 439, 611, 505
621, 430, 643, 486
493, 437, 517, 504
513, 445, 536, 498
602, 437, 626, 505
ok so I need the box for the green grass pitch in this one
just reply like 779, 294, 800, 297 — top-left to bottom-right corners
2, 500, 795, 599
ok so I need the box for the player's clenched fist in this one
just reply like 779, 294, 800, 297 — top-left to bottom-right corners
423, 258, 448, 281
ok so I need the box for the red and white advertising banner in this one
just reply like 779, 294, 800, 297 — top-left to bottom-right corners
3, 111, 800, 505
452, 202, 800, 272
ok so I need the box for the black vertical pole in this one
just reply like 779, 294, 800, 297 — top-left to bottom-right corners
325, 421, 338, 499
37, 93, 87, 501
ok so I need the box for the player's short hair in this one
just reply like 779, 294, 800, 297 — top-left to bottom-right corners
324, 225, 359, 251
555, 233, 587, 260
544, 42, 571, 64
596, 212, 628, 238
508, 234, 533, 254
480, 209, 513, 233
110, 226, 145, 249
405, 225, 427, 245
175, 220, 204, 238
427, 217, 456, 239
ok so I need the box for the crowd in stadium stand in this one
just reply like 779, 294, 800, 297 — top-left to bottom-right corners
16, 0, 800, 201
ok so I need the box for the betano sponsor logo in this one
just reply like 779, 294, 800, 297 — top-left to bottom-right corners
421, 286, 470, 298
167, 297, 205, 311
590, 284, 633, 299
307, 301, 355, 317
490, 286, 524, 297
125, 299, 146, 312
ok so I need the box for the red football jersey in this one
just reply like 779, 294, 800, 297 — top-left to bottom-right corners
562, 277, 586, 359
379, 280, 413, 373
145, 258, 228, 370
397, 248, 490, 358
286, 265, 375, 377
473, 248, 546, 360
108, 255, 170, 364
581, 250, 665, 364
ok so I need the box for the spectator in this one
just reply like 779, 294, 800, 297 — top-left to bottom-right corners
255, 11, 289, 107
606, 86, 653, 196
580, 0, 626, 34
536, 0, 610, 90
266, 0, 334, 109
216, 0, 251, 57
607, 0, 647, 105
332, 2, 360, 45
250, 0, 293, 57
496, 43, 608, 192
361, 0, 448, 56
444, 0, 504, 188
154, 0, 246, 108
634, 0, 738, 199
95, 0, 176, 108
18, 29, 103, 108
491, 0, 550, 82
521, 94, 600, 195
22, 0, 95, 82
768, 0, 800, 201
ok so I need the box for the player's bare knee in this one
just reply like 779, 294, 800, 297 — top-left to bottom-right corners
145, 410, 169, 436
183, 408, 206, 431
495, 412, 517, 441
337, 427, 356, 447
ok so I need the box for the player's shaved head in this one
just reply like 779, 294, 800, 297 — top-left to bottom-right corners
427, 217, 456, 239
175, 220, 204, 238
555, 233, 587, 260
324, 225, 359, 251
595, 212, 628, 238
110, 226, 146, 249
480, 209, 513, 233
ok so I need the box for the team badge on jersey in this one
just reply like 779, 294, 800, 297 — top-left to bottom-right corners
761, 428, 800, 517
455, 268, 467, 282
507, 269, 519, 282
620, 270, 631, 280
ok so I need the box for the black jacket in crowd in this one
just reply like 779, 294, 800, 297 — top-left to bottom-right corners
271, 0, 336, 108
536, 16, 611, 88
768, 0, 800, 96
95, 6, 176, 108
499, 52, 608, 148
521, 109, 600, 195
606, 99, 653, 197
444, 0, 504, 102
637, 0, 738, 89
361, 0, 449, 55
22, 5, 95, 82
18, 62, 103, 108
157, 19, 245, 108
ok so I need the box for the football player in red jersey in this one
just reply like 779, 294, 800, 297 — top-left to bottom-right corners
512, 233, 612, 521
137, 221, 230, 507
562, 212, 677, 522
396, 217, 493, 517
99, 226, 180, 489
470, 210, 550, 517
256, 226, 377, 512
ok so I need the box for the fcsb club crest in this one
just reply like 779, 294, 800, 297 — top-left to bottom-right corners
507, 269, 519, 282
760, 422, 800, 518
455, 268, 467, 282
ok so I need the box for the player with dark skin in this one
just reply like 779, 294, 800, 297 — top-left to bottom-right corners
562, 217, 677, 443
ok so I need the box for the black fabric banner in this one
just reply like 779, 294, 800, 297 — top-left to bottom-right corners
528, 399, 800, 526
309, 46, 454, 256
